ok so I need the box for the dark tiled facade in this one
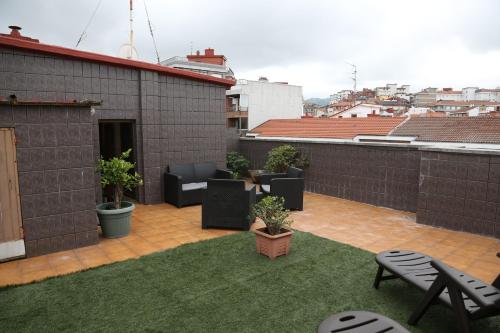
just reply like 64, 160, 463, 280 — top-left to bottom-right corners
0, 46, 227, 256
418, 150, 500, 238
239, 139, 420, 212
0, 105, 96, 256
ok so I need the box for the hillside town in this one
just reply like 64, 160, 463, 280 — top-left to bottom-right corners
304, 84, 500, 118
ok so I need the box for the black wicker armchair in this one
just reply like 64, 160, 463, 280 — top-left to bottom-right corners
164, 162, 231, 208
260, 166, 304, 210
202, 179, 256, 230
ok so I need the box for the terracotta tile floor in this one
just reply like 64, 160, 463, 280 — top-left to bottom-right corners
0, 192, 498, 287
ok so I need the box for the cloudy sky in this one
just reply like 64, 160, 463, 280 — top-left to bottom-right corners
1, 0, 499, 98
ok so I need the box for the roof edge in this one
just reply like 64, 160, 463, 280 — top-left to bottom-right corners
0, 36, 235, 87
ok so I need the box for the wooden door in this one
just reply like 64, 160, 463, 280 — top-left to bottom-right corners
0, 128, 24, 261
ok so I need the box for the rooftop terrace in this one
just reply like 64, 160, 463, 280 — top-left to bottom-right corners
1, 192, 498, 287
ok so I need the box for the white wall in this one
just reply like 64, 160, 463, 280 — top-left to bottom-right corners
228, 80, 303, 130
333, 104, 382, 118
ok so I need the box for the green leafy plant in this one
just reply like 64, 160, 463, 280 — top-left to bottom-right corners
226, 151, 250, 179
264, 144, 309, 173
251, 196, 293, 235
97, 149, 143, 209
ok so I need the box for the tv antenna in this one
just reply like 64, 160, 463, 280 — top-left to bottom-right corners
345, 61, 357, 94
118, 0, 139, 60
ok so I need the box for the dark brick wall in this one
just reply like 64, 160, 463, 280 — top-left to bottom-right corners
0, 105, 96, 256
0, 46, 227, 256
418, 150, 500, 238
226, 127, 240, 153
239, 139, 420, 212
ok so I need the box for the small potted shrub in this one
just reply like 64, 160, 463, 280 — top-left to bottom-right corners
226, 151, 250, 179
96, 149, 143, 238
264, 144, 309, 173
251, 196, 294, 260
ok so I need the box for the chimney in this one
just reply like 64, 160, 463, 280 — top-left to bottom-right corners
9, 25, 21, 37
0, 26, 39, 43
186, 47, 225, 65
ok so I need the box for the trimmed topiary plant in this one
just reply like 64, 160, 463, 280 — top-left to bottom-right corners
251, 196, 293, 235
96, 149, 143, 239
226, 151, 250, 179
251, 196, 294, 260
264, 144, 309, 173
97, 149, 143, 209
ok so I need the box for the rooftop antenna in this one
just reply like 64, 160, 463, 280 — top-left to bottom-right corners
190, 41, 193, 55
143, 0, 160, 64
118, 0, 138, 59
345, 61, 357, 95
75, 0, 102, 48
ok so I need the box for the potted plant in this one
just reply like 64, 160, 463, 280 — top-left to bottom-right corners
96, 149, 143, 238
226, 151, 250, 179
251, 196, 294, 260
264, 144, 309, 173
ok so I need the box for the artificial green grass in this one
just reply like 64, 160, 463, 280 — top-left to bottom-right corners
0, 232, 499, 332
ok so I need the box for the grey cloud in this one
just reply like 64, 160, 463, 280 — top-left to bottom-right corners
0, 0, 499, 97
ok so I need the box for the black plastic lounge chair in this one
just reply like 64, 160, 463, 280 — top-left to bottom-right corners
260, 166, 304, 210
201, 179, 256, 230
317, 311, 410, 333
374, 250, 500, 333
408, 259, 500, 333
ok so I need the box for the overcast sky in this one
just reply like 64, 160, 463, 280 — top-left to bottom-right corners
1, 0, 499, 98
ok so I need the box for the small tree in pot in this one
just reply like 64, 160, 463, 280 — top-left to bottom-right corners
251, 196, 294, 260
96, 149, 143, 238
264, 144, 309, 173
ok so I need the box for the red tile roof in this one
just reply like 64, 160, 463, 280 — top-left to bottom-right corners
249, 117, 407, 139
392, 117, 500, 144
0, 34, 234, 87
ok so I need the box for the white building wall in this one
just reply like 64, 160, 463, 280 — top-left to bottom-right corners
333, 104, 382, 118
228, 80, 303, 130
436, 92, 463, 101
463, 87, 479, 101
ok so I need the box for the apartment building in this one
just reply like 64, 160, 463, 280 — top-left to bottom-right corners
226, 78, 303, 130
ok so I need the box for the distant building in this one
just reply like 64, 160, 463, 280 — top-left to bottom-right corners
429, 100, 500, 117
414, 87, 438, 106
436, 88, 463, 101
330, 103, 388, 118
161, 48, 235, 80
226, 78, 303, 130
329, 89, 353, 104
327, 101, 353, 115
428, 87, 500, 104
406, 107, 431, 117
304, 103, 327, 117
375, 84, 411, 100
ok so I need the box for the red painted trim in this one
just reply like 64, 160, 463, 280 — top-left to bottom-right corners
0, 36, 235, 87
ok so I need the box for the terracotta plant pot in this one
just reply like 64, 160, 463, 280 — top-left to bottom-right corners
254, 227, 293, 260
